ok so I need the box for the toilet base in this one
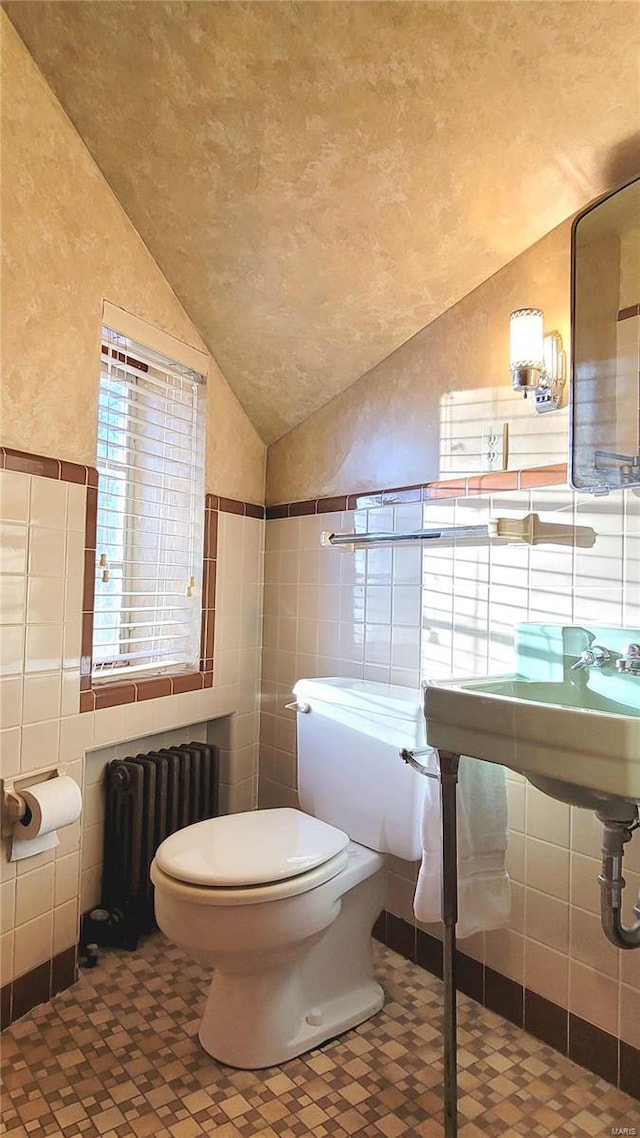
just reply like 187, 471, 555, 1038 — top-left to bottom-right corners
199, 976, 384, 1070
197, 846, 386, 1069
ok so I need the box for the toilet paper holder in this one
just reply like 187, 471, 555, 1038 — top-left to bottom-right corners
1, 767, 63, 836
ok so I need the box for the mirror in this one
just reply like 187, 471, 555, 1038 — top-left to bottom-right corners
570, 177, 640, 493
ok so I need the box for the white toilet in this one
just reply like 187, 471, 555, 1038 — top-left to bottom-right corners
150, 678, 430, 1069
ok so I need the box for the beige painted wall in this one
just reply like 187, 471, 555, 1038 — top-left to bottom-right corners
7, 1, 639, 445
620, 218, 640, 307
0, 16, 265, 503
266, 221, 572, 503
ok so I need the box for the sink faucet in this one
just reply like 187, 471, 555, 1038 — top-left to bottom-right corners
570, 645, 612, 671
616, 643, 640, 675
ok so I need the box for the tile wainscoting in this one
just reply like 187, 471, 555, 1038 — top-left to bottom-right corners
259, 466, 640, 1093
0, 450, 265, 1027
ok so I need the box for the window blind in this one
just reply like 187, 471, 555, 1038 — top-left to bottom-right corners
93, 326, 206, 681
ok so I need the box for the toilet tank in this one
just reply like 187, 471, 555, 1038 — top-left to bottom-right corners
293, 678, 433, 862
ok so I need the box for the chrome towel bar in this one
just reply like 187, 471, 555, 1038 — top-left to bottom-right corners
399, 747, 439, 780
321, 513, 595, 550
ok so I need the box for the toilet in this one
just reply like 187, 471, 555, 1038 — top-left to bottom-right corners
150, 677, 431, 1069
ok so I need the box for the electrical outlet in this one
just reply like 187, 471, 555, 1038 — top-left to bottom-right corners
481, 422, 508, 472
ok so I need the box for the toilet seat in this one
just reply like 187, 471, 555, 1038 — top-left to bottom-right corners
151, 846, 351, 906
153, 807, 350, 897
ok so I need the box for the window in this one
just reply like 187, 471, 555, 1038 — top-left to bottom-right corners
93, 322, 206, 682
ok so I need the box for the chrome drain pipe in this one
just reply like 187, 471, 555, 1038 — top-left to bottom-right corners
597, 811, 640, 949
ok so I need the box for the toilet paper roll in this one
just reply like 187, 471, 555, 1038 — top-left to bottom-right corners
11, 830, 59, 861
11, 776, 82, 862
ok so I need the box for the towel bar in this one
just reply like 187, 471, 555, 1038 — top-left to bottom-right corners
398, 747, 439, 779
321, 513, 593, 551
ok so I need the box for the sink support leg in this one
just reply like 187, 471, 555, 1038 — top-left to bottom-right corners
439, 750, 460, 1138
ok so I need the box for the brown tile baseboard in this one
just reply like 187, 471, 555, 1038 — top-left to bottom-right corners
455, 949, 484, 1005
266, 464, 568, 517
386, 912, 416, 961
1, 946, 77, 1031
485, 964, 524, 1028
569, 1012, 619, 1089
524, 988, 568, 1055
374, 912, 639, 1099
620, 1040, 640, 1100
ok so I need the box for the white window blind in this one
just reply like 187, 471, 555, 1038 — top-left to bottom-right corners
93, 326, 206, 681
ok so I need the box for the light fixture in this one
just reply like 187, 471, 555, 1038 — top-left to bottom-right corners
509, 308, 565, 413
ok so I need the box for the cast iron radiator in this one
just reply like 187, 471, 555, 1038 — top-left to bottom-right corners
98, 742, 219, 948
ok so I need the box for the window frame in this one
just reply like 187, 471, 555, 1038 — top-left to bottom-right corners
91, 306, 209, 688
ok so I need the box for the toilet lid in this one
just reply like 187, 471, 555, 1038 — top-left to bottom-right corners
155, 807, 350, 887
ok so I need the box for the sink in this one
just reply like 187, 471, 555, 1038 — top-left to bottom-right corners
457, 676, 637, 715
423, 624, 640, 806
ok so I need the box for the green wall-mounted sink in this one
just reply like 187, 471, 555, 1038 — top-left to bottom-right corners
423, 624, 640, 806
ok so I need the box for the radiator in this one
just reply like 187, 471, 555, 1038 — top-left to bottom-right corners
98, 742, 219, 948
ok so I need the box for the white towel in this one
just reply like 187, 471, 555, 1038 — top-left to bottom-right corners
413, 754, 510, 939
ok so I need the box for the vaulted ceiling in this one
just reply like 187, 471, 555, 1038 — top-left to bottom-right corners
4, 1, 639, 442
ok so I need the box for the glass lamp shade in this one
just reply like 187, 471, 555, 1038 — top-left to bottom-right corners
509, 309, 545, 369
509, 308, 545, 392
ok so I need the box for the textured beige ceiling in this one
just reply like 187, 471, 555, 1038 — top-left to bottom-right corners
4, 1, 640, 443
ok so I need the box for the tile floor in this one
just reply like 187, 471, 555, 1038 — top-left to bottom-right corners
1, 935, 637, 1138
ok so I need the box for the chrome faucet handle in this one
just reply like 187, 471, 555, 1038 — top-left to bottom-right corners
616, 644, 640, 675
570, 645, 611, 671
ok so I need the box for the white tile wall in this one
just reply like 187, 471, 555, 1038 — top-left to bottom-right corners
259, 481, 640, 1046
0, 468, 264, 988
260, 505, 429, 810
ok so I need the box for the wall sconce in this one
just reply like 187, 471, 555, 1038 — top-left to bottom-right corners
509, 308, 566, 414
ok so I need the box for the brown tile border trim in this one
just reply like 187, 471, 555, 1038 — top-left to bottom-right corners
265, 464, 568, 518
0, 447, 95, 483
618, 304, 640, 321
1, 946, 77, 1031
373, 912, 639, 1100
1, 447, 264, 710
211, 495, 266, 519
0, 446, 265, 517
3, 445, 560, 521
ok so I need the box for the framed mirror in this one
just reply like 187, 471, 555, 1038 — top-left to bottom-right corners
570, 177, 639, 493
